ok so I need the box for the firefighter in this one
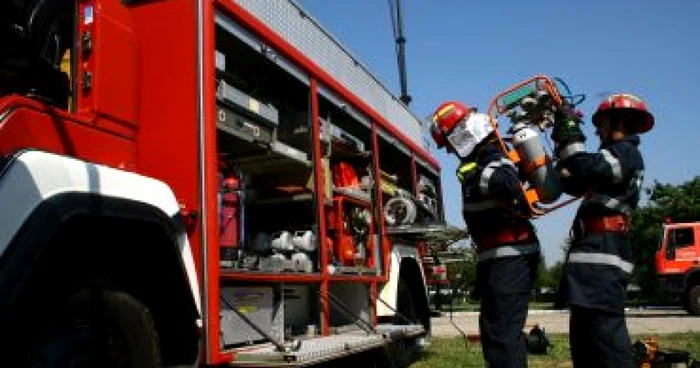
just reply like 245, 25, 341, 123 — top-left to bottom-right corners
551, 93, 654, 368
431, 101, 540, 368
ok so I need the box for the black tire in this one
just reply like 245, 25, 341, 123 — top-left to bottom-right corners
395, 277, 417, 325
387, 277, 426, 368
682, 291, 692, 313
687, 285, 700, 316
29, 289, 163, 368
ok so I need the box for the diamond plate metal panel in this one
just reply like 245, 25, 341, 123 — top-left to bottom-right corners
233, 333, 386, 364
231, 0, 427, 150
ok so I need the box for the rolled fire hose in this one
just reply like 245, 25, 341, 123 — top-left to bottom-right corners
384, 196, 417, 225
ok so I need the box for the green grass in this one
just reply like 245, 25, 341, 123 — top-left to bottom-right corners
439, 301, 558, 312
412, 333, 700, 368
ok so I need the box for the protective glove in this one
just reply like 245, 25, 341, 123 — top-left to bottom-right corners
554, 103, 582, 124
552, 120, 585, 144
551, 104, 585, 145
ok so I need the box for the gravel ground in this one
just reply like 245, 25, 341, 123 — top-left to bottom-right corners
431, 308, 700, 337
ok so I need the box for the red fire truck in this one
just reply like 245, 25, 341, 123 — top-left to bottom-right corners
655, 221, 700, 315
0, 0, 451, 366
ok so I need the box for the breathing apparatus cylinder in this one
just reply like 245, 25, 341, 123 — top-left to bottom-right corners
511, 122, 561, 204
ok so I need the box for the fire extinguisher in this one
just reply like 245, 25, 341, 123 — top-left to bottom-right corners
219, 170, 242, 266
511, 122, 562, 204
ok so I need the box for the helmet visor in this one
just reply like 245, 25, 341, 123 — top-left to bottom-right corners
446, 113, 493, 158
446, 121, 478, 158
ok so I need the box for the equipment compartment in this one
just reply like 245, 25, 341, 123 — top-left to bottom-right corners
215, 17, 311, 155
216, 156, 321, 273
325, 195, 377, 273
219, 284, 321, 348
210, 9, 437, 365
327, 283, 373, 333
220, 285, 284, 347
415, 161, 442, 222
283, 285, 321, 338
215, 12, 323, 274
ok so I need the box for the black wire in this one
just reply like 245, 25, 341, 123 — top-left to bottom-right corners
554, 76, 586, 107
553, 77, 572, 96
448, 282, 469, 348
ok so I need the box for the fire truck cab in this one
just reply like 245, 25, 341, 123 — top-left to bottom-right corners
0, 0, 448, 366
655, 222, 700, 315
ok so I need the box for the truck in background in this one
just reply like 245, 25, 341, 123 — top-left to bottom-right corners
655, 221, 700, 315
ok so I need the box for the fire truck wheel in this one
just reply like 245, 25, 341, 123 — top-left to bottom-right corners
386, 278, 424, 368
30, 289, 163, 367
688, 285, 700, 316
395, 277, 417, 324
682, 292, 692, 314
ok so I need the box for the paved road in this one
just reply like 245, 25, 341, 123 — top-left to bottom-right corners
431, 308, 700, 337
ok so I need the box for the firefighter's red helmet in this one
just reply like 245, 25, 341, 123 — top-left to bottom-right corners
592, 93, 654, 134
430, 101, 470, 148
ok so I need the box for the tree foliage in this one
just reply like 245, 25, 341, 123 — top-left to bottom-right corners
445, 247, 477, 294
629, 175, 700, 295
446, 248, 565, 300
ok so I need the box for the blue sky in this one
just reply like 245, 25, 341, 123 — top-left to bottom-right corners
296, 0, 700, 266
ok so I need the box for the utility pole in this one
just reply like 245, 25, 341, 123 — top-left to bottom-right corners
389, 0, 411, 106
